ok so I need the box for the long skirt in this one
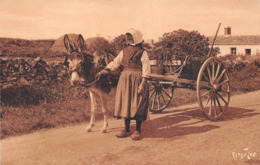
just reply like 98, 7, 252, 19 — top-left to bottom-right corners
114, 68, 149, 120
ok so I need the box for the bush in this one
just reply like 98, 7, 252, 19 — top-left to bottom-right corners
221, 54, 260, 92
1, 80, 89, 107
150, 29, 219, 61
111, 34, 127, 55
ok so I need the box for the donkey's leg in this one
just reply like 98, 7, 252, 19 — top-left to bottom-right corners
100, 94, 109, 133
86, 91, 97, 132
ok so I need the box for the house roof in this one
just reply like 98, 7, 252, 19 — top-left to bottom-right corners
208, 35, 260, 45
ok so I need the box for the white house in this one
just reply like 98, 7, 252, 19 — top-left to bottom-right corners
209, 27, 260, 57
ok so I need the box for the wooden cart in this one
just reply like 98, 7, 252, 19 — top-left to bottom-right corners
148, 23, 230, 120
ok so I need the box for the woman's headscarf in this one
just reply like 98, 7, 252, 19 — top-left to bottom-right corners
126, 28, 144, 46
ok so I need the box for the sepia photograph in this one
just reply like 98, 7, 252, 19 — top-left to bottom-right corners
1, 0, 260, 164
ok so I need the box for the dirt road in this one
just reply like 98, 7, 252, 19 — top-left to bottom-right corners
2, 91, 260, 165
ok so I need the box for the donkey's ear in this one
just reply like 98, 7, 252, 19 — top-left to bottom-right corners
64, 34, 74, 53
78, 34, 85, 53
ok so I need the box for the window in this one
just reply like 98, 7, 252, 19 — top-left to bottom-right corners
245, 49, 251, 56
231, 47, 236, 55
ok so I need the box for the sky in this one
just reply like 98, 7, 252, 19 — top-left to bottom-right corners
0, 0, 260, 41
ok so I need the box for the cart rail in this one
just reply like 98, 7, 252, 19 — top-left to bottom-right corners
148, 74, 210, 89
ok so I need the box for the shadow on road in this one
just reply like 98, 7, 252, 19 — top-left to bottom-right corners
140, 106, 259, 139
221, 106, 260, 121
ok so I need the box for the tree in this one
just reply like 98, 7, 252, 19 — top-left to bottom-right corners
111, 34, 127, 55
150, 29, 219, 61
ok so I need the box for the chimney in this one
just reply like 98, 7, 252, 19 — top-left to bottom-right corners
224, 27, 231, 36
151, 39, 154, 45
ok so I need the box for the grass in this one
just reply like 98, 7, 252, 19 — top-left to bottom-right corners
1, 53, 259, 139
1, 96, 116, 139
1, 86, 117, 139
2, 80, 256, 139
2, 83, 259, 140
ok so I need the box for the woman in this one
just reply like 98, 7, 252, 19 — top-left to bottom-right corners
98, 28, 150, 140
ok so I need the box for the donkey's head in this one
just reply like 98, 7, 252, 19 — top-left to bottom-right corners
63, 34, 92, 86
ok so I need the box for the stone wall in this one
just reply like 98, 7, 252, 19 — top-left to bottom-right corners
1, 57, 68, 89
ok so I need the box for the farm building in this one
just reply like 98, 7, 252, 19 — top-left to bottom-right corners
208, 27, 260, 57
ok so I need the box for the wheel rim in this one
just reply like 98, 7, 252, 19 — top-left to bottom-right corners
197, 57, 230, 120
149, 82, 174, 113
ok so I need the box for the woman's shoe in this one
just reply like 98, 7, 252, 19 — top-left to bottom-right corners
130, 131, 142, 140
116, 130, 131, 138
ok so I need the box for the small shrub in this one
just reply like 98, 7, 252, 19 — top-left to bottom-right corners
1, 80, 89, 107
221, 54, 260, 92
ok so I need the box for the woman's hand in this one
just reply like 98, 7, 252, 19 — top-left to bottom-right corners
95, 69, 110, 80
100, 69, 110, 75
138, 84, 145, 95
138, 78, 147, 95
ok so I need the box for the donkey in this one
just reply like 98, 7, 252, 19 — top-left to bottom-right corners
63, 34, 120, 133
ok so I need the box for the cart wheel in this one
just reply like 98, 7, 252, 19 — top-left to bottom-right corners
148, 82, 174, 113
197, 57, 230, 120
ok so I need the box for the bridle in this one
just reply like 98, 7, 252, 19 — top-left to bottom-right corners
66, 52, 84, 76
66, 51, 100, 88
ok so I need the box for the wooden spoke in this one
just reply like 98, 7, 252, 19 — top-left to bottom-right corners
202, 72, 210, 82
151, 92, 157, 110
161, 88, 171, 98
161, 93, 167, 105
214, 62, 221, 80
149, 90, 156, 100
216, 95, 224, 112
157, 93, 160, 110
218, 79, 229, 87
204, 92, 213, 108
201, 90, 211, 97
215, 69, 226, 83
209, 94, 213, 116
149, 86, 155, 92
199, 81, 212, 89
213, 95, 217, 117
207, 66, 213, 84
216, 92, 228, 105
212, 61, 215, 81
